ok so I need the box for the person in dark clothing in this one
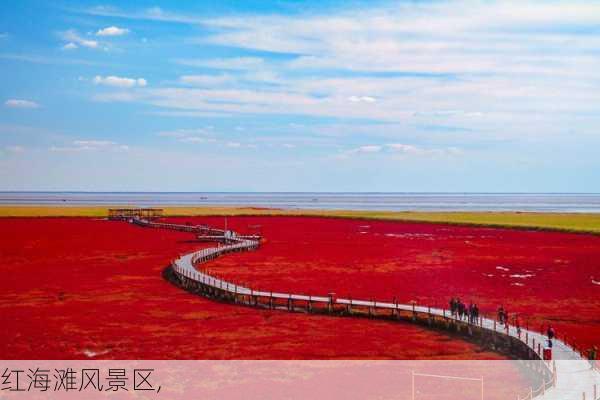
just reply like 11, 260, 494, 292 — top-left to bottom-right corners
473, 304, 479, 324
470, 303, 477, 324
449, 298, 457, 317
588, 346, 597, 370
545, 325, 555, 349
458, 300, 465, 321
497, 305, 505, 325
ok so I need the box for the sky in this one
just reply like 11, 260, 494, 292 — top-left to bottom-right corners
1, 0, 600, 192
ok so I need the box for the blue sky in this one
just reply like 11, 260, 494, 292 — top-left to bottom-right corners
1, 0, 600, 191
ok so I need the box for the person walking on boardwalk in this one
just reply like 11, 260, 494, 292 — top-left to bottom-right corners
458, 300, 466, 321
497, 305, 506, 325
546, 325, 555, 348
547, 325, 555, 340
449, 297, 457, 317
468, 302, 478, 324
588, 346, 597, 370
472, 304, 479, 325
468, 302, 474, 323
453, 298, 460, 318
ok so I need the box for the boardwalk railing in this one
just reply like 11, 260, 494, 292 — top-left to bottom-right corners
120, 217, 600, 400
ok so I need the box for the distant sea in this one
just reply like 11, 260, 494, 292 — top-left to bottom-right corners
1, 192, 600, 212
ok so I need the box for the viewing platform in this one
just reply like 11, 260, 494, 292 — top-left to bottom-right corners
108, 208, 164, 220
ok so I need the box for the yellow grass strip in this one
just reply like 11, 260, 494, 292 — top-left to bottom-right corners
2, 205, 600, 234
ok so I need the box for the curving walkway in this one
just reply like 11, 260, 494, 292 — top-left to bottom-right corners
119, 216, 600, 400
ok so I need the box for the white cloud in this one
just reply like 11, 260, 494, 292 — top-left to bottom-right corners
157, 128, 212, 137
50, 140, 128, 152
96, 26, 129, 37
73, 140, 116, 147
93, 75, 147, 88
157, 128, 217, 144
156, 131, 187, 139
174, 57, 264, 70
200, 3, 600, 62
386, 143, 463, 157
356, 145, 382, 153
180, 74, 234, 86
348, 96, 376, 103
335, 144, 382, 159
4, 99, 39, 109
62, 42, 78, 50
386, 144, 421, 153
156, 128, 259, 148
338, 143, 462, 159
85, 5, 203, 24
179, 137, 209, 143
60, 29, 98, 49
86, 2, 600, 146
340, 145, 382, 156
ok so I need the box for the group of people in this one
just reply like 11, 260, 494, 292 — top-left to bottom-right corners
449, 297, 479, 324
449, 298, 599, 369
450, 300, 518, 332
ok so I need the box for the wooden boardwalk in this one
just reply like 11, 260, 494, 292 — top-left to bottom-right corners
119, 216, 600, 400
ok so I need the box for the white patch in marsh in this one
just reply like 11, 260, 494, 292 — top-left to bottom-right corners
496, 266, 510, 272
592, 278, 600, 286
511, 282, 525, 287
82, 349, 110, 358
384, 233, 433, 239
510, 274, 535, 279
358, 225, 370, 234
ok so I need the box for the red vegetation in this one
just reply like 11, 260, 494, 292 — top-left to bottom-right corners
1, 215, 598, 363
194, 216, 600, 353
0, 217, 500, 360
